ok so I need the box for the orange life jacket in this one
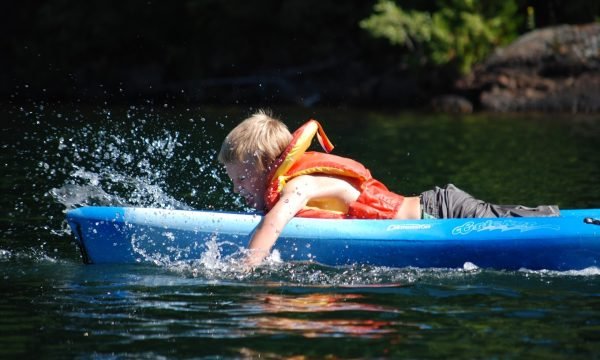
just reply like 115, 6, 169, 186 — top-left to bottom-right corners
264, 120, 405, 219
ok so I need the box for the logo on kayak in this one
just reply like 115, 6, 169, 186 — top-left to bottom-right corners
387, 224, 432, 231
452, 220, 560, 235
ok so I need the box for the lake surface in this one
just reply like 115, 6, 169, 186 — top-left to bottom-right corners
2, 102, 599, 358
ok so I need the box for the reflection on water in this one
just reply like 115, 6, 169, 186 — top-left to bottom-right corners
262, 293, 387, 313
2, 102, 600, 358
254, 293, 399, 338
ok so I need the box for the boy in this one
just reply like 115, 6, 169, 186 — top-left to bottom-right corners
218, 110, 559, 266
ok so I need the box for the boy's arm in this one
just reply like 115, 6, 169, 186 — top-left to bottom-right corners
245, 176, 313, 266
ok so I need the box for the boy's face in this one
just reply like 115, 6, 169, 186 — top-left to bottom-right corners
224, 159, 267, 210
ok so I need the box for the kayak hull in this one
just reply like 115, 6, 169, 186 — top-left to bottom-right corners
66, 206, 600, 270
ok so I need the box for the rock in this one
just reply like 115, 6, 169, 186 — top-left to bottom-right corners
458, 23, 600, 113
430, 94, 473, 113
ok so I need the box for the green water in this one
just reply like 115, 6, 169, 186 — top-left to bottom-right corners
1, 103, 599, 358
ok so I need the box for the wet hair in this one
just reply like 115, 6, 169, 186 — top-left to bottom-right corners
218, 109, 292, 172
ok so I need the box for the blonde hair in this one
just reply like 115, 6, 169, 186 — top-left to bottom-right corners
218, 110, 292, 172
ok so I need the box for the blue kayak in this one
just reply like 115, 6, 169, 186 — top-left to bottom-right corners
65, 206, 600, 270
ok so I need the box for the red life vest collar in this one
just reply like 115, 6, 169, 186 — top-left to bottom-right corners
266, 119, 334, 194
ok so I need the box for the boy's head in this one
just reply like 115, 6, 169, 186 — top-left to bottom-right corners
218, 110, 292, 173
219, 110, 292, 209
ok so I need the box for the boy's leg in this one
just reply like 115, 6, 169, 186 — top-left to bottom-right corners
420, 184, 560, 219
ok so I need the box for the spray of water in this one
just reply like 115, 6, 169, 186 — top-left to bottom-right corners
43, 106, 227, 211
4, 100, 245, 264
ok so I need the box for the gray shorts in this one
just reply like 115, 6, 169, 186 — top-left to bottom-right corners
420, 184, 560, 219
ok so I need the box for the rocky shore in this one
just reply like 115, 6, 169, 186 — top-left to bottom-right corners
453, 23, 600, 113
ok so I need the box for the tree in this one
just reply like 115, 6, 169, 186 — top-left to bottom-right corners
360, 0, 522, 73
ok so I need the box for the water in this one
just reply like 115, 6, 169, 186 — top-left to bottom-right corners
2, 102, 600, 358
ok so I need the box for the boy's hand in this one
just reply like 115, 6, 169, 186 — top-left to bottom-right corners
244, 248, 270, 268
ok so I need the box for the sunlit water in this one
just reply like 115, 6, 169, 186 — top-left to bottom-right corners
1, 101, 599, 358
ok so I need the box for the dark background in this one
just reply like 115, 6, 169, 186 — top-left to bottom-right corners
3, 0, 598, 107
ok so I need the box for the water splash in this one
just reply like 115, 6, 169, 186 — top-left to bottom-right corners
520, 266, 600, 277
0, 249, 11, 260
0, 247, 64, 264
162, 254, 600, 287
49, 167, 193, 210
4, 101, 242, 263
11, 103, 239, 212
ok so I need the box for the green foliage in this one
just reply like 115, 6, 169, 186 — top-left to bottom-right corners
360, 0, 522, 73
